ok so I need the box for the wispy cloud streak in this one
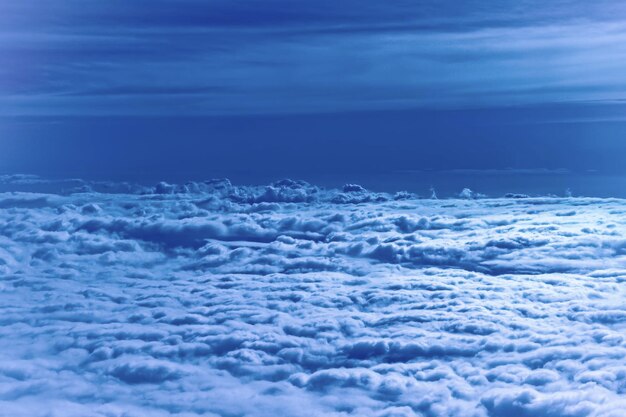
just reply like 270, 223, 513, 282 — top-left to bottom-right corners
2, 1, 626, 115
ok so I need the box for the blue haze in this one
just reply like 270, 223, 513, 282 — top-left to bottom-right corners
1, 1, 626, 195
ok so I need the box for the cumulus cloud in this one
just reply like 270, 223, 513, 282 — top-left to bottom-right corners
1, 177, 626, 416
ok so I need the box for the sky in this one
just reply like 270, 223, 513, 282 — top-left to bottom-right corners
1, 1, 626, 191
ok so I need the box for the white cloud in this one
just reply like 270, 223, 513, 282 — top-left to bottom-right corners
1, 178, 626, 416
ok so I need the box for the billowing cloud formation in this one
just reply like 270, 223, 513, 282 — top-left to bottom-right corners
2, 177, 626, 416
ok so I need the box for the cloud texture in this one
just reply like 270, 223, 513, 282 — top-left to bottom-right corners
3, 0, 626, 115
2, 178, 626, 416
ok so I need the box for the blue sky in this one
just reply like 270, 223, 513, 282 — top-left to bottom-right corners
1, 1, 626, 187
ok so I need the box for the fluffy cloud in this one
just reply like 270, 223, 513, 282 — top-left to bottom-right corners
1, 177, 626, 416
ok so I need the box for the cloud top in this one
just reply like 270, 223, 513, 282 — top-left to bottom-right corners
2, 178, 626, 416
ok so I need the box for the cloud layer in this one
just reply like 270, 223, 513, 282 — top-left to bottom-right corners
2, 0, 626, 115
2, 178, 626, 416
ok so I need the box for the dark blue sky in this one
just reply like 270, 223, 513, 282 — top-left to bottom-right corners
1, 1, 626, 190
